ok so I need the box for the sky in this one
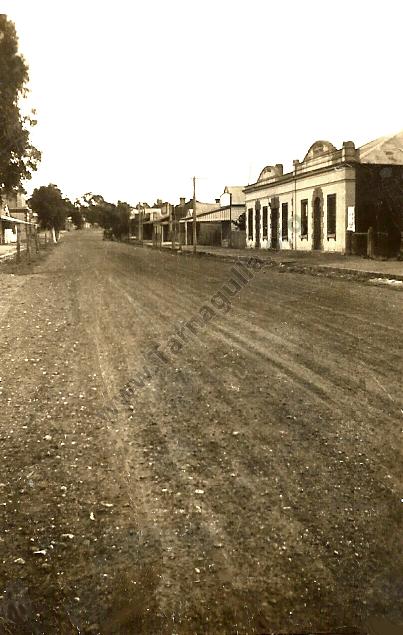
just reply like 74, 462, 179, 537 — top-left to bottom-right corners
2, 0, 403, 206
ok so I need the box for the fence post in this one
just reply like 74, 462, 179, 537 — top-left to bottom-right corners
367, 226, 374, 258
16, 225, 21, 263
26, 223, 31, 263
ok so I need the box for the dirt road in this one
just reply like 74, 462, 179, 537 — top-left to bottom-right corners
0, 231, 402, 634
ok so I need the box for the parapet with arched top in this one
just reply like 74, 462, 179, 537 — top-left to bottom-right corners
303, 140, 337, 163
257, 164, 283, 182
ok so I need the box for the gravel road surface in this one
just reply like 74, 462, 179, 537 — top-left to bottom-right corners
0, 231, 402, 634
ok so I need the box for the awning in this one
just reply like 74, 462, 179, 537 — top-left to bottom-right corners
0, 214, 33, 225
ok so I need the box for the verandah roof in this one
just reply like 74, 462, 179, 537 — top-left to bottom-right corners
0, 214, 33, 224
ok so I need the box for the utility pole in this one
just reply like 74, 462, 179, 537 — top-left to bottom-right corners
229, 192, 232, 248
193, 176, 197, 254
26, 222, 31, 263
137, 207, 144, 245
140, 209, 143, 245
171, 204, 175, 251
178, 209, 182, 252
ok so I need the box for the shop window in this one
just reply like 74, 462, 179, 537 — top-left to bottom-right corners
327, 194, 336, 237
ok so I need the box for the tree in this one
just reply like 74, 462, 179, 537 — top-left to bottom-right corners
233, 211, 245, 231
70, 203, 84, 229
113, 200, 132, 239
29, 184, 69, 240
79, 193, 132, 238
0, 15, 41, 197
79, 193, 113, 227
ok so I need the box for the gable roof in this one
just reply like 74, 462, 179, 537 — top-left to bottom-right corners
358, 130, 403, 164
223, 186, 245, 204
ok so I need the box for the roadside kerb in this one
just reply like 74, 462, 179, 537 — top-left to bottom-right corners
276, 262, 403, 282
134, 240, 403, 283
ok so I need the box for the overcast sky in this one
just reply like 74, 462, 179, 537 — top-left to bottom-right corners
2, 0, 403, 206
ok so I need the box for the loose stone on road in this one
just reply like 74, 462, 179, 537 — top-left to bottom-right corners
0, 230, 402, 634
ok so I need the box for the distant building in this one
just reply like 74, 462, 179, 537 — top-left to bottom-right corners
178, 199, 217, 246
151, 189, 246, 248
189, 186, 246, 247
0, 192, 34, 244
152, 201, 176, 245
244, 131, 403, 257
129, 203, 152, 241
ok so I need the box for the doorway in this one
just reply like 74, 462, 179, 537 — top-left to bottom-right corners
313, 197, 323, 250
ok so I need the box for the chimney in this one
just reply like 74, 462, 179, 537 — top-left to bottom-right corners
180, 197, 186, 206
215, 198, 220, 204
342, 141, 357, 163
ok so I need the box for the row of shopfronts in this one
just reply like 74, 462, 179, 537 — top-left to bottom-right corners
130, 188, 246, 249
2, 132, 402, 257
130, 131, 403, 257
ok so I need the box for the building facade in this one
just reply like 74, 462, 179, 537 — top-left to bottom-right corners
178, 200, 217, 246
194, 186, 246, 247
244, 141, 356, 253
244, 132, 403, 256
0, 192, 34, 244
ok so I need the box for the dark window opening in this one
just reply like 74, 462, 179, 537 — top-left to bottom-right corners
262, 206, 268, 238
327, 194, 336, 237
281, 203, 288, 240
301, 199, 308, 237
248, 208, 253, 239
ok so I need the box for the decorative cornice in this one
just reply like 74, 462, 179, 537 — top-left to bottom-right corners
244, 162, 357, 194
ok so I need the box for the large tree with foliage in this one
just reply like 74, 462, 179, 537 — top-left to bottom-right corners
233, 211, 245, 231
70, 201, 84, 229
29, 184, 69, 239
0, 15, 41, 197
79, 193, 132, 238
112, 200, 132, 238
79, 193, 111, 227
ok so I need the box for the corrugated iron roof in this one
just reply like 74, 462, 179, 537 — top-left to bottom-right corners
181, 201, 217, 220
0, 214, 31, 224
223, 186, 245, 204
358, 130, 403, 164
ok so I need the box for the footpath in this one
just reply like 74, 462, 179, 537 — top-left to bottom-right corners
0, 231, 65, 263
140, 240, 403, 286
0, 244, 23, 261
